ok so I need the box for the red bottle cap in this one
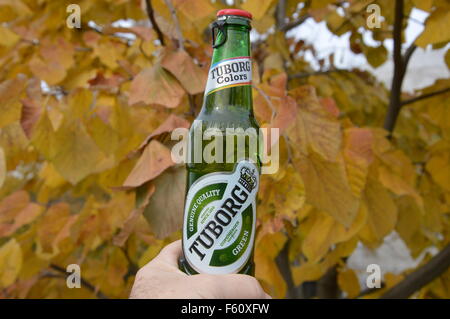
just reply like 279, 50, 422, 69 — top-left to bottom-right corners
217, 9, 252, 20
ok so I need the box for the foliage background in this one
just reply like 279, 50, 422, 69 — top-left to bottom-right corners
0, 0, 449, 299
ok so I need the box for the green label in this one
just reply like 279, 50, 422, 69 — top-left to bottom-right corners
182, 160, 258, 274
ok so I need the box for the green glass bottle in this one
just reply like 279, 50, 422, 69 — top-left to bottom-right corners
179, 9, 260, 276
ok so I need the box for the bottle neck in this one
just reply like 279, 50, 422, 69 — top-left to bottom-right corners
211, 24, 251, 66
201, 23, 253, 115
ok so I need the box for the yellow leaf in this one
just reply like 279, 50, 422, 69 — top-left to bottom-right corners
359, 177, 398, 246
123, 140, 175, 188
0, 0, 32, 22
343, 128, 374, 196
396, 196, 424, 255
128, 65, 185, 108
113, 185, 154, 247
242, 0, 276, 20
288, 86, 342, 161
295, 152, 359, 227
310, 0, 336, 9
271, 165, 305, 222
105, 247, 128, 289
0, 190, 43, 238
67, 88, 93, 119
365, 45, 388, 68
384, 272, 404, 289
136, 114, 191, 152
36, 202, 77, 259
0, 75, 27, 129
86, 114, 120, 156
338, 268, 360, 298
334, 204, 368, 242
15, 228, 49, 281
426, 92, 450, 132
47, 106, 64, 131
420, 176, 444, 235
52, 120, 108, 184
161, 49, 207, 95
415, 9, 450, 47
173, 0, 215, 21
30, 111, 56, 159
412, 0, 433, 12
86, 247, 129, 297
0, 238, 22, 287
263, 53, 284, 72
20, 79, 42, 138
143, 166, 186, 239
302, 206, 367, 262
378, 165, 423, 207
38, 162, 66, 189
29, 37, 75, 85
291, 262, 323, 286
302, 211, 335, 262
0, 26, 19, 47
255, 231, 287, 298
385, 151, 416, 180
0, 123, 29, 170
252, 14, 275, 33
95, 39, 125, 70
0, 146, 5, 188
426, 151, 450, 191
326, 11, 345, 33
28, 56, 66, 86
293, 239, 358, 286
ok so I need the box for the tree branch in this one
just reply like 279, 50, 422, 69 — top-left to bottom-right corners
401, 43, 417, 79
401, 87, 450, 106
280, 14, 310, 32
288, 69, 344, 80
275, 0, 287, 30
381, 244, 450, 299
145, 0, 165, 46
317, 266, 340, 299
275, 239, 300, 299
163, 0, 185, 50
383, 0, 406, 136
357, 282, 386, 298
49, 264, 108, 299
187, 94, 196, 116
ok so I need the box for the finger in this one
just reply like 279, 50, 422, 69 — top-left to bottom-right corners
214, 274, 269, 299
154, 240, 182, 267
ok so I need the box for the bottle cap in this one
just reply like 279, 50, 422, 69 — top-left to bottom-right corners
217, 9, 252, 20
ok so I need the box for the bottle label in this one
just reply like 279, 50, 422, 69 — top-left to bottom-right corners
182, 160, 259, 274
204, 56, 252, 96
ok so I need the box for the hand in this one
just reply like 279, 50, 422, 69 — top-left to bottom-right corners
130, 240, 271, 299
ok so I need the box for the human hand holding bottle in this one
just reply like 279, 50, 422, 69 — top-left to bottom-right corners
130, 240, 271, 299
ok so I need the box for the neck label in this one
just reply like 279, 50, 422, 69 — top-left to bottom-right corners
205, 56, 252, 96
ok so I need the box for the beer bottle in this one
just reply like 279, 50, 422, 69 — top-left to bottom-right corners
179, 9, 260, 275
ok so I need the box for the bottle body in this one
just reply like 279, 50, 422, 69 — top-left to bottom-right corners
179, 12, 259, 275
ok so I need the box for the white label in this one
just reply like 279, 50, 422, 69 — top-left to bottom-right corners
204, 57, 252, 96
182, 160, 259, 274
